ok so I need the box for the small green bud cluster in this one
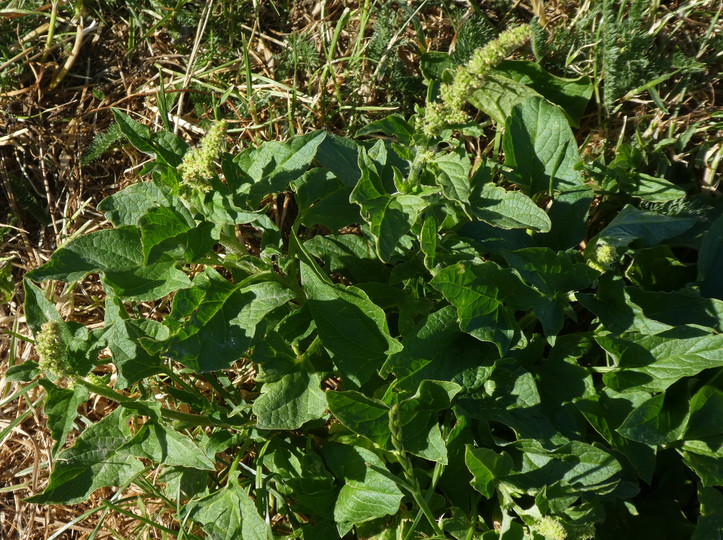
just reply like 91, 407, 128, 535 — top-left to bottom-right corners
85, 372, 105, 385
388, 403, 404, 455
587, 240, 618, 273
178, 120, 228, 192
35, 321, 69, 377
534, 516, 567, 540
420, 24, 530, 137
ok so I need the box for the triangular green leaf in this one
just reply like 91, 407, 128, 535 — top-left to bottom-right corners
301, 262, 402, 386
26, 408, 145, 504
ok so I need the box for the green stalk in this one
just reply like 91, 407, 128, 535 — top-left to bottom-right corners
197, 373, 240, 408
298, 335, 322, 363
403, 458, 446, 540
42, 0, 60, 62
389, 404, 445, 537
75, 379, 239, 427
162, 365, 206, 399
406, 144, 430, 187
101, 499, 179, 535
240, 32, 259, 128
220, 225, 248, 257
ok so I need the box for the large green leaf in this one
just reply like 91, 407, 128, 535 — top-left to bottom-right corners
292, 168, 360, 230
397, 380, 461, 463
682, 439, 723, 487
138, 206, 215, 264
494, 60, 593, 127
150, 130, 188, 167
430, 146, 472, 206
301, 262, 402, 386
537, 184, 594, 250
430, 261, 543, 354
259, 441, 336, 519
456, 358, 566, 449
315, 132, 362, 187
575, 388, 657, 483
105, 263, 191, 302
103, 296, 168, 387
27, 227, 146, 282
241, 131, 327, 206
686, 384, 723, 441
616, 171, 688, 203
503, 248, 596, 294
592, 204, 698, 250
97, 181, 174, 227
465, 446, 514, 498
458, 221, 534, 258
253, 370, 327, 430
326, 391, 390, 447
41, 382, 89, 455
356, 114, 415, 145
577, 274, 674, 335
225, 131, 325, 205
598, 326, 723, 393
616, 383, 692, 445
26, 226, 191, 301
503, 248, 597, 339
324, 443, 403, 528
626, 246, 698, 292
468, 73, 541, 126
692, 487, 723, 540
503, 97, 585, 196
505, 439, 622, 495
254, 331, 304, 383
535, 335, 597, 440
328, 380, 460, 463
26, 408, 145, 504
381, 305, 496, 395
165, 269, 294, 372
122, 421, 215, 469
470, 183, 551, 232
350, 150, 425, 262
626, 288, 723, 331
304, 233, 389, 284
186, 479, 272, 540
112, 108, 154, 155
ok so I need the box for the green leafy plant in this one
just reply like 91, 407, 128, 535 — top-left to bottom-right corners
12, 24, 723, 540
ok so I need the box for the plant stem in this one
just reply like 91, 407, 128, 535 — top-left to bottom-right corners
389, 404, 444, 537
220, 225, 248, 257
75, 379, 240, 427
406, 144, 430, 187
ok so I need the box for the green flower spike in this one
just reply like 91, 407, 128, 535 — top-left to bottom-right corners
534, 516, 567, 540
587, 240, 618, 273
36, 321, 69, 378
178, 120, 228, 192
420, 24, 530, 137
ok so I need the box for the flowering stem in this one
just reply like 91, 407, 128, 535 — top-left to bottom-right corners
419, 24, 531, 138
